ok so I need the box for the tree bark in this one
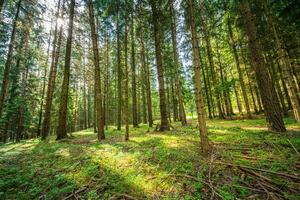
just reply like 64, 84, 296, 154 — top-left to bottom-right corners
263, 0, 300, 121
240, 0, 286, 132
105, 25, 110, 130
140, 35, 153, 127
83, 59, 88, 129
87, 0, 105, 140
124, 7, 129, 141
187, 0, 211, 155
199, 47, 212, 118
150, 0, 170, 131
41, 0, 63, 140
56, 0, 76, 140
116, 4, 122, 131
16, 10, 32, 142
199, 2, 224, 119
0, 0, 21, 117
37, 22, 52, 137
228, 19, 251, 118
169, 0, 187, 125
131, 14, 138, 127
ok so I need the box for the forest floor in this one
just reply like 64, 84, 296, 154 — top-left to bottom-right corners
0, 117, 300, 200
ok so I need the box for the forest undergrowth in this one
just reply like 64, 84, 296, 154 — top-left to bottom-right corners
0, 117, 299, 200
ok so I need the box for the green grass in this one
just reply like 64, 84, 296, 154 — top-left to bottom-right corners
0, 117, 299, 199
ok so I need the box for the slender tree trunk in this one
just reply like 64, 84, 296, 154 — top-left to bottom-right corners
131, 14, 138, 127
150, 0, 170, 131
93, 86, 97, 133
199, 4, 224, 119
37, 24, 52, 137
266, 53, 288, 116
83, 61, 88, 129
141, 67, 147, 124
228, 20, 251, 118
166, 80, 172, 123
56, 0, 76, 140
41, 0, 63, 139
169, 0, 187, 125
216, 42, 231, 117
116, 5, 122, 131
205, 58, 216, 118
187, 0, 211, 155
242, 52, 259, 113
277, 62, 292, 110
0, 0, 21, 117
141, 36, 153, 127
124, 8, 129, 141
224, 69, 234, 115
171, 79, 178, 121
199, 48, 212, 118
87, 0, 104, 140
230, 70, 243, 114
240, 0, 286, 132
105, 26, 110, 130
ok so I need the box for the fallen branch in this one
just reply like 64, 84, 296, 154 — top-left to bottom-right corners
217, 162, 300, 181
239, 168, 284, 195
63, 187, 87, 200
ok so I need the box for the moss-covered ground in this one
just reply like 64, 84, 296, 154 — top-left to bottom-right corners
0, 117, 299, 199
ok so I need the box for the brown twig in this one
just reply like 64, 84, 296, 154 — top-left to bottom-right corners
217, 162, 300, 181
63, 187, 87, 200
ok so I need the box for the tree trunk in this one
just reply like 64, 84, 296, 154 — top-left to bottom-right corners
124, 8, 129, 141
199, 48, 212, 118
187, 0, 211, 155
83, 57, 88, 129
105, 26, 110, 130
240, 0, 286, 132
56, 0, 76, 140
37, 23, 52, 137
150, 0, 170, 131
141, 36, 153, 127
141, 66, 147, 124
116, 5, 122, 131
277, 62, 292, 110
228, 20, 251, 118
263, 1, 300, 121
230, 70, 243, 114
0, 0, 21, 117
41, 0, 63, 140
199, 3, 224, 119
216, 42, 231, 117
171, 79, 179, 121
169, 0, 187, 125
87, 0, 105, 140
131, 14, 138, 127
16, 12, 32, 142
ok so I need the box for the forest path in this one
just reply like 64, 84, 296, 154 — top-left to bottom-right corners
0, 117, 299, 199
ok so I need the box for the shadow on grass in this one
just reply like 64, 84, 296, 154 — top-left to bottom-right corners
0, 138, 150, 199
